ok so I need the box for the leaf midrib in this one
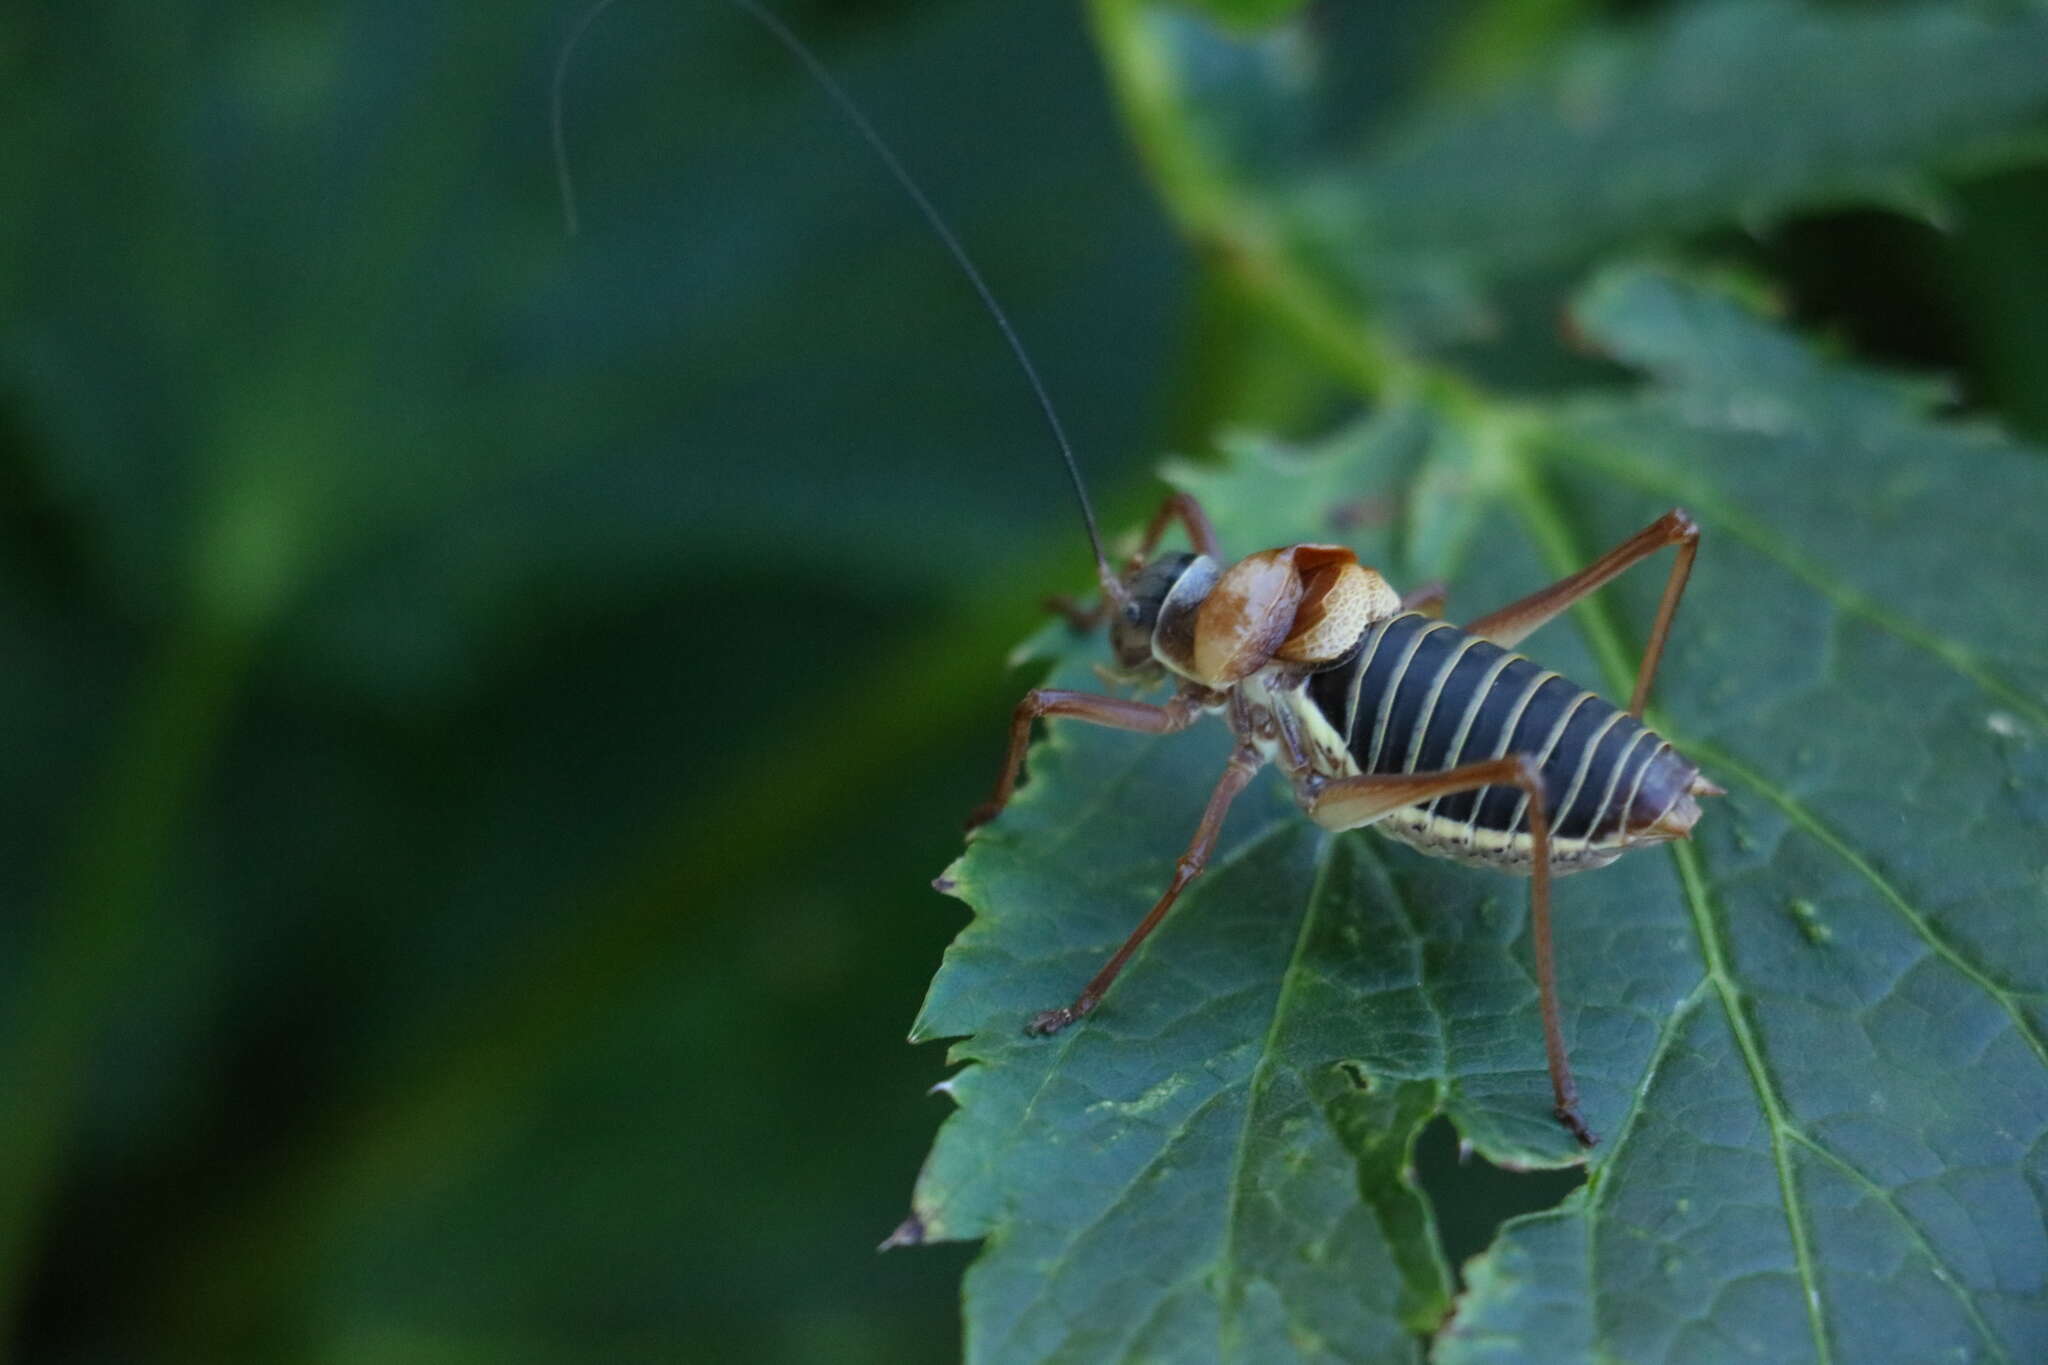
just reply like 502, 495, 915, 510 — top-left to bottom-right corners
1665, 843, 1834, 1365
1552, 404, 2048, 1086
1509, 442, 2024, 1363
1505, 463, 1835, 1365
1634, 736, 2029, 1364
1672, 736, 2048, 1070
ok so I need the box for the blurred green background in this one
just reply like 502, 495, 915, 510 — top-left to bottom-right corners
4, 1, 2045, 1361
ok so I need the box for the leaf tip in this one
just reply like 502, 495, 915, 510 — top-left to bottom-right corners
930, 855, 971, 903
877, 1212, 925, 1252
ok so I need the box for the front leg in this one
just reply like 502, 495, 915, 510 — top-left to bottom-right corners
1026, 745, 1264, 1034
967, 688, 1205, 829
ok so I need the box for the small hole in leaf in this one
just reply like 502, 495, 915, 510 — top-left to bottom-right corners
1335, 1061, 1372, 1091
1412, 1117, 1584, 1280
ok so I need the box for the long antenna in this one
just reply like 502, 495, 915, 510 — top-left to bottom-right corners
552, 0, 1119, 595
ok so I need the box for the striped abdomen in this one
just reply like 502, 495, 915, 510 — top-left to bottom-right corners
1303, 612, 1697, 871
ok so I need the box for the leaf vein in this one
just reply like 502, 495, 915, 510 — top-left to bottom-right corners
995, 819, 1304, 1353
1782, 1127, 2012, 1363
1508, 466, 1835, 1364
1583, 975, 1714, 1347
1355, 836, 1453, 1082
1214, 832, 1342, 1362
1556, 435, 2048, 731
1670, 844, 1834, 1365
1674, 736, 2048, 1071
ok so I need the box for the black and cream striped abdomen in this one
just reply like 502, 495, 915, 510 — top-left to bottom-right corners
1304, 612, 1696, 868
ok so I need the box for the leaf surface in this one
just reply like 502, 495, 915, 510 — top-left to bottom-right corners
1128, 0, 2048, 343
1177, 0, 1312, 32
1336, 1, 2048, 267
907, 271, 2048, 1363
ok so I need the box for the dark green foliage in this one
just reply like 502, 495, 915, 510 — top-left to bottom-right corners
1177, 0, 1316, 31
1311, 0, 2048, 341
3, 0, 2047, 1362
0, 2, 1177, 1359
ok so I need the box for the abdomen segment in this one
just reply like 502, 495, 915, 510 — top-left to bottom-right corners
1305, 613, 1697, 862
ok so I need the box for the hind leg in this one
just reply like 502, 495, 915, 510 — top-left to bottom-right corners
1464, 509, 1700, 717
1306, 755, 1594, 1147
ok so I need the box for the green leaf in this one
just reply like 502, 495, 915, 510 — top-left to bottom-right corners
1335, 0, 2048, 263
1118, 0, 2048, 344
1174, 0, 1312, 33
905, 271, 2048, 1362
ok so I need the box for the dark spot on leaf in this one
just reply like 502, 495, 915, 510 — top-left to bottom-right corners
1334, 1060, 1373, 1091
931, 875, 956, 894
